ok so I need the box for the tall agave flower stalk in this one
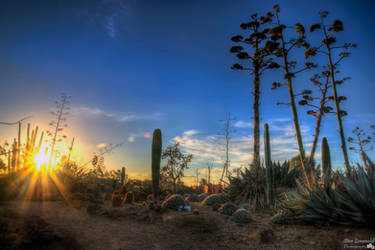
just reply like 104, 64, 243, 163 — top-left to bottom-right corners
297, 71, 333, 165
271, 5, 317, 188
230, 11, 280, 167
309, 11, 355, 173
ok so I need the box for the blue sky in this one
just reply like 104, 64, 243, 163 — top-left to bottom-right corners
0, 0, 374, 183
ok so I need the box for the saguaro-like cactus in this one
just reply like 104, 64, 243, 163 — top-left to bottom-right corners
152, 129, 162, 200
121, 167, 126, 186
264, 123, 274, 208
321, 136, 332, 187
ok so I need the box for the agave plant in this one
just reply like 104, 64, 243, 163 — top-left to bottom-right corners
281, 163, 375, 226
272, 161, 301, 188
225, 166, 266, 210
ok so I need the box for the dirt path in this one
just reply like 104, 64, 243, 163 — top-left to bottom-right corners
1, 201, 375, 249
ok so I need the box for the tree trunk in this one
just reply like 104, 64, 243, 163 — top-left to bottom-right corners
252, 69, 261, 168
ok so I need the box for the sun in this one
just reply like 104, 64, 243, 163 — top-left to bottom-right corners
34, 151, 49, 171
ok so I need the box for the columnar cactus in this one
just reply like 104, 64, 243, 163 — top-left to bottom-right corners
264, 123, 275, 208
121, 167, 125, 186
152, 129, 162, 200
321, 136, 332, 187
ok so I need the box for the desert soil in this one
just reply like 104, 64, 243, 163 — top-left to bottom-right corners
1, 200, 374, 249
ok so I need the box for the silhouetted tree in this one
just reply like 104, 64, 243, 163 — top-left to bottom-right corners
348, 126, 373, 169
270, 4, 317, 188
230, 11, 280, 167
218, 112, 236, 183
161, 142, 193, 193
309, 11, 356, 173
297, 70, 334, 164
47, 94, 71, 169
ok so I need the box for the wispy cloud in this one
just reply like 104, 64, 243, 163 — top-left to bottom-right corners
72, 106, 164, 123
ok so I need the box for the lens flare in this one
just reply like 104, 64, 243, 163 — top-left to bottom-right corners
34, 151, 48, 171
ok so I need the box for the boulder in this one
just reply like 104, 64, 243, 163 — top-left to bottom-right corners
161, 194, 186, 210
271, 209, 296, 225
198, 193, 208, 202
201, 194, 225, 206
253, 228, 273, 243
186, 193, 200, 202
218, 202, 239, 216
231, 208, 252, 224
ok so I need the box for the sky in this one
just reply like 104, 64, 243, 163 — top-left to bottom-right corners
0, 0, 374, 184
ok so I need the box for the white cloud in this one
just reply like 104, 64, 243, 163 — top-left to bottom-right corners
234, 120, 253, 128
174, 121, 313, 182
184, 130, 199, 136
72, 106, 164, 123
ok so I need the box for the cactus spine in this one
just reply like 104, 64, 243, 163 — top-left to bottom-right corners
152, 129, 162, 200
321, 137, 332, 187
264, 123, 274, 208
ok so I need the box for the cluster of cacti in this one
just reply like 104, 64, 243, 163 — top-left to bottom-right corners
2, 123, 44, 175
151, 129, 162, 200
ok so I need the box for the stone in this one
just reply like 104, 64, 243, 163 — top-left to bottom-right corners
193, 208, 199, 215
218, 202, 239, 216
271, 209, 295, 225
212, 203, 220, 211
198, 193, 208, 202
186, 193, 200, 202
161, 194, 186, 210
256, 228, 273, 243
231, 208, 252, 224
201, 194, 225, 206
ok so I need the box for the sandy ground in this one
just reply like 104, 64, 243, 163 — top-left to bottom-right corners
1, 200, 375, 249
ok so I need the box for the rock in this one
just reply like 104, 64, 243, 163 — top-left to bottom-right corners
253, 228, 273, 243
231, 208, 252, 224
198, 193, 208, 202
271, 209, 295, 225
201, 194, 225, 206
218, 202, 239, 216
186, 194, 200, 202
193, 208, 199, 215
161, 194, 186, 210
212, 203, 220, 211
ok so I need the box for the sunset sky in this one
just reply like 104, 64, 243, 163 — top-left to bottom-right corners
1, 0, 374, 183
